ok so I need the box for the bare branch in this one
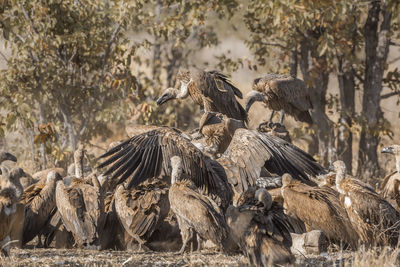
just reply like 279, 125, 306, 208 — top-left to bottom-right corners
389, 41, 400, 47
388, 56, 400, 64
381, 91, 400, 99
20, 4, 39, 34
0, 50, 9, 64
102, 23, 122, 72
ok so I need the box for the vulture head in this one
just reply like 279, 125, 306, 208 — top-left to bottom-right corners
381, 145, 400, 172
255, 188, 273, 210
156, 87, 178, 105
0, 152, 17, 164
9, 167, 27, 181
329, 160, 347, 189
244, 90, 264, 112
281, 173, 294, 187
46, 170, 62, 184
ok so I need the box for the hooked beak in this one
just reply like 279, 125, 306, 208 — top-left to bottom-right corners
245, 98, 255, 113
5, 152, 17, 162
381, 146, 395, 154
156, 93, 173, 106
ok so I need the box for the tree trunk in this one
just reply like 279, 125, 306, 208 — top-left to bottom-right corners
152, 0, 162, 90
38, 102, 47, 169
357, 1, 391, 179
337, 57, 355, 174
289, 47, 298, 77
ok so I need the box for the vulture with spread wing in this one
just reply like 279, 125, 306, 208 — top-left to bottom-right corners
98, 126, 233, 211
245, 74, 312, 124
157, 67, 247, 122
199, 112, 325, 202
332, 160, 400, 247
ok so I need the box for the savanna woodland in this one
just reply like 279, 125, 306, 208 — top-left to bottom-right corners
0, 0, 400, 266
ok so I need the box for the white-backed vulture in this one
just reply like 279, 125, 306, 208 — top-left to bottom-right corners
245, 74, 313, 124
281, 173, 358, 249
199, 112, 325, 202
97, 126, 233, 212
56, 146, 105, 248
226, 188, 295, 266
380, 145, 400, 209
156, 67, 247, 122
168, 156, 235, 254
331, 160, 400, 247
21, 170, 62, 246
0, 167, 18, 256
0, 151, 17, 164
114, 179, 169, 251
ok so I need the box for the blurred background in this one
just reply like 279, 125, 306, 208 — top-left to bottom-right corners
0, 0, 399, 185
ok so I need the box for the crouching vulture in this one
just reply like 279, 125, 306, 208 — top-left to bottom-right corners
331, 160, 400, 247
226, 188, 295, 266
97, 126, 234, 252
157, 67, 247, 122
245, 74, 313, 124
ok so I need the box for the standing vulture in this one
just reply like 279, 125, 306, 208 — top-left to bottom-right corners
245, 74, 313, 124
21, 171, 62, 246
156, 67, 247, 122
281, 173, 358, 249
380, 145, 400, 209
331, 160, 400, 247
97, 126, 233, 212
226, 188, 295, 266
0, 167, 18, 256
56, 146, 104, 248
198, 112, 325, 202
168, 156, 235, 254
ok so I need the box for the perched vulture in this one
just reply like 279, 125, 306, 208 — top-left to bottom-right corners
0, 167, 18, 256
97, 126, 233, 211
331, 160, 400, 247
168, 156, 235, 254
281, 173, 358, 249
114, 179, 169, 251
156, 67, 247, 122
380, 145, 400, 209
226, 188, 295, 266
245, 74, 313, 124
21, 171, 62, 246
199, 112, 325, 202
56, 146, 104, 248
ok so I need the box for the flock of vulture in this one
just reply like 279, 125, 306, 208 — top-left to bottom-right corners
1, 67, 400, 266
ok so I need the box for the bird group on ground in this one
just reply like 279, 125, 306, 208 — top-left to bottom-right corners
1, 67, 400, 266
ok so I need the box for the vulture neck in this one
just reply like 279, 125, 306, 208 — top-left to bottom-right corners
74, 149, 84, 179
171, 158, 183, 184
335, 167, 347, 194
395, 154, 400, 173
176, 79, 192, 99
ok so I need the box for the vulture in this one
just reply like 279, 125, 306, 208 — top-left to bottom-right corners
199, 112, 325, 202
226, 188, 295, 266
380, 145, 400, 209
168, 156, 235, 254
281, 173, 359, 249
331, 160, 400, 247
0, 167, 18, 256
97, 125, 233, 212
0, 151, 17, 164
156, 67, 247, 122
21, 170, 62, 246
56, 146, 104, 248
245, 74, 313, 124
114, 179, 170, 251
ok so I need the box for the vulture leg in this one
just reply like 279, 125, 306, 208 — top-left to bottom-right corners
178, 227, 193, 254
196, 233, 203, 252
279, 109, 285, 124
269, 110, 275, 122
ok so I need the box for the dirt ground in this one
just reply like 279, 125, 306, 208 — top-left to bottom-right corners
0, 248, 360, 267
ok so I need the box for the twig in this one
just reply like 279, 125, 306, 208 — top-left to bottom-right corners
0, 51, 9, 64
381, 91, 400, 99
102, 22, 122, 72
20, 4, 39, 34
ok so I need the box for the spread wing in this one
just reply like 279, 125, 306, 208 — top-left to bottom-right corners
201, 71, 247, 122
219, 129, 324, 195
97, 127, 232, 206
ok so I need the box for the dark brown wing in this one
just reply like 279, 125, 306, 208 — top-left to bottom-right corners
219, 129, 324, 195
201, 71, 247, 122
97, 127, 232, 206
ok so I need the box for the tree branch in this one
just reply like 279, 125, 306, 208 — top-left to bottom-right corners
0, 50, 9, 64
102, 23, 122, 72
20, 4, 39, 34
381, 91, 400, 99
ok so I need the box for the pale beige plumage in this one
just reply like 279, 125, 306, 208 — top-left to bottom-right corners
380, 145, 400, 209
